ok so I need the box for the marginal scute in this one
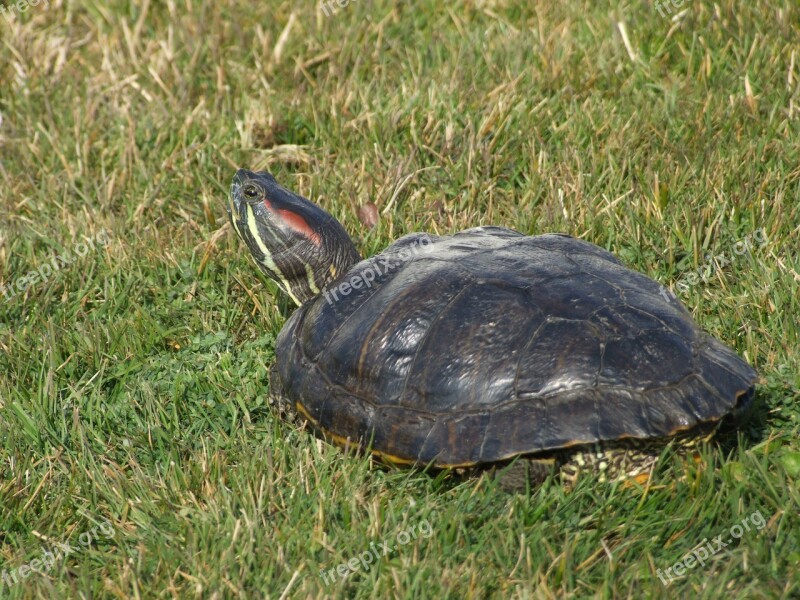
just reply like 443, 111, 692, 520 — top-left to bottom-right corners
276, 228, 757, 467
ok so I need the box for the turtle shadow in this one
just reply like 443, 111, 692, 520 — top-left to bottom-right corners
713, 386, 770, 455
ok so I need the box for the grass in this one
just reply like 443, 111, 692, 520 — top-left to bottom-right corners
0, 0, 798, 597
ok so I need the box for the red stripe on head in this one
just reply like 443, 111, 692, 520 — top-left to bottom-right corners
262, 197, 322, 246
276, 208, 322, 246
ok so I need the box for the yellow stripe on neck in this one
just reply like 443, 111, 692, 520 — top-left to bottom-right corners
305, 263, 320, 295
245, 205, 302, 305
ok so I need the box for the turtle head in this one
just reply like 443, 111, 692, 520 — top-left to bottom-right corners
227, 169, 361, 306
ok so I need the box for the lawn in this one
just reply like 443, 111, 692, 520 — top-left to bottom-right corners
0, 0, 798, 598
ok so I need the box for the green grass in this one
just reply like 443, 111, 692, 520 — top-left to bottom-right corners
1, 0, 798, 597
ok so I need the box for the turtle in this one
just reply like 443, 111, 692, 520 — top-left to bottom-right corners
225, 169, 757, 490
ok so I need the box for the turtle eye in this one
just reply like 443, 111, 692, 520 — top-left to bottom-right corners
243, 184, 260, 200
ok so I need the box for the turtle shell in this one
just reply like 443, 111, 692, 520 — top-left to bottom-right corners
273, 227, 756, 467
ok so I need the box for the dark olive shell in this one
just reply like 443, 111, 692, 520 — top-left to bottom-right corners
273, 227, 756, 467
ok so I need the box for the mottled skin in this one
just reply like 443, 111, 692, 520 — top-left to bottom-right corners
227, 170, 757, 488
